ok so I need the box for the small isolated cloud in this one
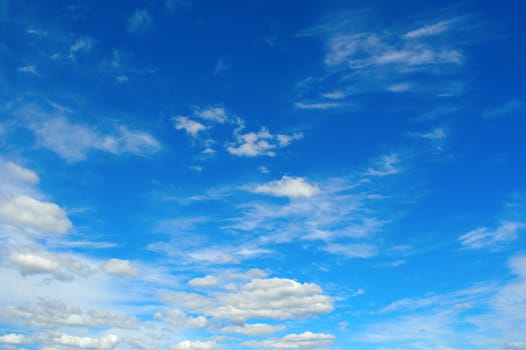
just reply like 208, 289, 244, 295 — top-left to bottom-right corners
366, 154, 399, 177
294, 101, 343, 110
324, 243, 378, 258
243, 331, 335, 349
219, 323, 286, 336
172, 340, 216, 350
386, 83, 411, 92
101, 258, 138, 277
69, 37, 94, 59
127, 8, 152, 33
194, 106, 228, 123
18, 65, 40, 76
227, 127, 302, 157
213, 57, 229, 75
174, 116, 207, 137
0, 195, 71, 234
404, 20, 452, 39
458, 221, 524, 249
409, 127, 447, 151
253, 176, 320, 199
484, 98, 523, 119
188, 275, 219, 288
27, 115, 161, 161
321, 91, 346, 100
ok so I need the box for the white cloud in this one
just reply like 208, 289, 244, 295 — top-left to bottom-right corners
219, 323, 285, 336
0, 195, 71, 234
3, 298, 138, 329
404, 20, 451, 39
155, 308, 209, 328
213, 57, 229, 75
386, 83, 411, 92
321, 91, 346, 99
0, 333, 28, 344
4, 161, 39, 184
194, 107, 228, 123
411, 127, 447, 140
294, 102, 343, 110
172, 340, 216, 350
366, 154, 399, 176
18, 65, 40, 76
101, 259, 138, 277
253, 176, 320, 199
7, 249, 94, 281
243, 331, 335, 349
27, 116, 161, 161
227, 127, 302, 157
174, 116, 206, 137
9, 251, 60, 274
458, 222, 524, 249
324, 243, 378, 258
188, 275, 219, 288
127, 8, 152, 33
47, 333, 119, 350
69, 37, 94, 59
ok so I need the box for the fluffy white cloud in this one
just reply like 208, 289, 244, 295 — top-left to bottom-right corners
3, 298, 138, 329
101, 259, 138, 277
127, 8, 152, 33
4, 161, 39, 184
172, 340, 216, 350
253, 176, 320, 199
28, 116, 161, 161
188, 275, 219, 288
174, 117, 207, 137
155, 308, 209, 329
458, 222, 524, 249
0, 195, 71, 234
0, 333, 28, 344
219, 323, 285, 336
227, 127, 302, 157
7, 250, 94, 281
243, 331, 335, 349
194, 107, 228, 123
47, 333, 119, 350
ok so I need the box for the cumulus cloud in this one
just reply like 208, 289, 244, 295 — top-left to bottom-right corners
172, 340, 216, 350
46, 333, 119, 350
173, 116, 207, 137
127, 8, 152, 33
7, 250, 94, 281
253, 176, 320, 199
194, 106, 228, 123
243, 331, 335, 349
4, 161, 39, 184
27, 116, 160, 161
458, 222, 524, 249
188, 275, 219, 288
219, 323, 286, 336
0, 195, 71, 234
0, 333, 28, 345
155, 308, 209, 329
101, 259, 138, 277
167, 278, 333, 323
227, 127, 302, 157
3, 298, 138, 329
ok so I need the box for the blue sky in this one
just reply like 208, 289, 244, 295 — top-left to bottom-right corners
1, 0, 525, 349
